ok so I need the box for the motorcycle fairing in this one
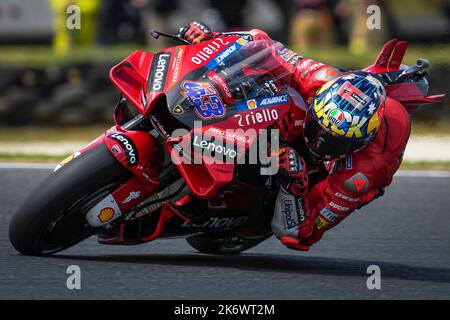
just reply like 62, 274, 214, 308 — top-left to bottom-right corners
364, 39, 409, 74
385, 79, 445, 112
98, 181, 268, 245
62, 37, 290, 205
165, 38, 291, 128
74, 128, 163, 212
98, 202, 185, 244
109, 35, 245, 116
103, 126, 162, 189
110, 50, 154, 114
148, 37, 292, 199
55, 126, 163, 229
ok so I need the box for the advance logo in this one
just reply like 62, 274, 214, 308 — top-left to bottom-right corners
109, 133, 139, 166
260, 94, 289, 107
148, 52, 172, 92
237, 94, 289, 111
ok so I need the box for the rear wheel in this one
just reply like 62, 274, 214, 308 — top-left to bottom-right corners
9, 144, 130, 256
186, 231, 272, 255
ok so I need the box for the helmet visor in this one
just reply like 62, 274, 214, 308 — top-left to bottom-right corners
304, 111, 366, 159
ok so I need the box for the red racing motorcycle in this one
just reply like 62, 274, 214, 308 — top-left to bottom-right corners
9, 32, 443, 256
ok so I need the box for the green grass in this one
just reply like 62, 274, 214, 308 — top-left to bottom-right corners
0, 126, 109, 142
0, 44, 149, 68
0, 42, 449, 69
0, 152, 65, 162
400, 161, 450, 171
295, 44, 450, 69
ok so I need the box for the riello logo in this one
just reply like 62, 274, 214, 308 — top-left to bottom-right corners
191, 38, 230, 65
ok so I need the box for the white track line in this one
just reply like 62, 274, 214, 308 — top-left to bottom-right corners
0, 163, 57, 170
0, 163, 449, 178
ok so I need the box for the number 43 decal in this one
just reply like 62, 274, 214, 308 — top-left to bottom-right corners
181, 81, 226, 120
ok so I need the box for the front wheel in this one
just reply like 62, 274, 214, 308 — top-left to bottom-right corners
9, 144, 130, 256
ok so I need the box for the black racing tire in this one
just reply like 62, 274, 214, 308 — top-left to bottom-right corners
186, 232, 272, 255
9, 143, 130, 256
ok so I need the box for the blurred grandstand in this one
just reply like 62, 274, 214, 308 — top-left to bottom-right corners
0, 0, 448, 126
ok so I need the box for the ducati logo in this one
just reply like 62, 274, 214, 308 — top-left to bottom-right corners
111, 144, 121, 154
109, 133, 138, 166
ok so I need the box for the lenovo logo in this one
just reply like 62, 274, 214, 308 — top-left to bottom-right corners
148, 53, 171, 92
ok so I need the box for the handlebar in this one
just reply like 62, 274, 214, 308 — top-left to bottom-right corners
150, 30, 191, 45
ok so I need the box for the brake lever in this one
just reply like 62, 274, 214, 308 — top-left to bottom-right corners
150, 30, 190, 45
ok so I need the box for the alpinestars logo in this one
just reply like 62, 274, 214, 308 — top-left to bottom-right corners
282, 197, 297, 229
148, 52, 171, 92
109, 133, 138, 166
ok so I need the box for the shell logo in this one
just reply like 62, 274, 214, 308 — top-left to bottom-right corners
247, 99, 257, 109
236, 38, 248, 45
97, 207, 115, 223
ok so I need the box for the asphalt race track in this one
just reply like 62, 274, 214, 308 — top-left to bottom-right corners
1, 165, 450, 299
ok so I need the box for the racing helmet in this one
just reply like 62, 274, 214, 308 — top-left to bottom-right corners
304, 72, 386, 160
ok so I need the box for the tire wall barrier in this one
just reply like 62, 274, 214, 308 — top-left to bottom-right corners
0, 62, 449, 126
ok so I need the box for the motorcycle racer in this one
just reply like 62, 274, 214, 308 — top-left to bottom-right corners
179, 21, 411, 251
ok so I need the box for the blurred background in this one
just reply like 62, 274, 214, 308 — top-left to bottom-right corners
0, 0, 449, 165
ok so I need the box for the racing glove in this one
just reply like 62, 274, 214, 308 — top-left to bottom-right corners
278, 147, 309, 197
178, 21, 220, 44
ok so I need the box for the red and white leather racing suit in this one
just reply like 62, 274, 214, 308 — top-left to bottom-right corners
226, 29, 411, 251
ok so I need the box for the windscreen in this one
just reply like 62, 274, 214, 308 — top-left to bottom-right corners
165, 37, 293, 129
